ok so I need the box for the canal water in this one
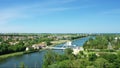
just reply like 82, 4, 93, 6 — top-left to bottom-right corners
0, 36, 91, 68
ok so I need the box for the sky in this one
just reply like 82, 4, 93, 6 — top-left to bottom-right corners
0, 0, 120, 33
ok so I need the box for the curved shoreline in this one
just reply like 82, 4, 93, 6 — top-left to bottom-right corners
0, 37, 86, 61
0, 40, 68, 61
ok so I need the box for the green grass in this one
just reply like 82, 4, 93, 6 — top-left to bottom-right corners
50, 40, 68, 47
0, 52, 24, 61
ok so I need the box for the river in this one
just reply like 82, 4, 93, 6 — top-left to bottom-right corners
0, 36, 91, 68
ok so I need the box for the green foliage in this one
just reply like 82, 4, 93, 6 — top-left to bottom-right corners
0, 37, 3, 42
0, 33, 87, 55
84, 34, 120, 50
43, 48, 120, 68
84, 36, 108, 49
46, 41, 52, 46
64, 48, 76, 60
113, 58, 120, 68
43, 50, 62, 68
117, 51, 120, 58
94, 58, 110, 68
0, 40, 26, 55
99, 53, 117, 63
77, 51, 87, 59
2, 34, 120, 68
86, 66, 95, 68
64, 48, 73, 55
88, 53, 97, 61
0, 34, 54, 55
49, 59, 90, 68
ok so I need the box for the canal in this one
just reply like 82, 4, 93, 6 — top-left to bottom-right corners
0, 36, 91, 68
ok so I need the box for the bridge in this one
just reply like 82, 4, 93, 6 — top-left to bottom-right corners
48, 47, 66, 50
47, 41, 78, 50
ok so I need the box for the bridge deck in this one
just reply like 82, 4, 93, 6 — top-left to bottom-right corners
48, 47, 66, 50
47, 43, 79, 50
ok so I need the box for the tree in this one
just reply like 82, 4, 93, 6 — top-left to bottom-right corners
94, 58, 110, 68
77, 51, 86, 59
0, 37, 3, 42
64, 48, 73, 56
113, 58, 120, 68
64, 48, 75, 60
100, 53, 117, 63
88, 53, 97, 61
43, 50, 57, 68
48, 59, 90, 68
46, 41, 52, 46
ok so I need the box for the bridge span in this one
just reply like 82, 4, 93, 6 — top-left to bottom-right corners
47, 41, 81, 50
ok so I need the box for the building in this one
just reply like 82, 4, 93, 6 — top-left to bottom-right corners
72, 47, 84, 55
26, 47, 29, 51
32, 42, 47, 50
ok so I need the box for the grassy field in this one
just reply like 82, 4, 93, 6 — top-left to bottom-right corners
51, 40, 68, 46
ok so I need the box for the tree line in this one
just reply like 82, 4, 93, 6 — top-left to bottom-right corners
0, 36, 53, 55
43, 48, 120, 68
83, 35, 120, 49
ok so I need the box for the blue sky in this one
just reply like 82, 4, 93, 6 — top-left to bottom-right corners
0, 0, 120, 33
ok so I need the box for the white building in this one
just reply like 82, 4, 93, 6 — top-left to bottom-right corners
32, 45, 40, 50
79, 47, 84, 51
66, 41, 72, 46
72, 47, 84, 55
115, 37, 118, 40
26, 47, 29, 51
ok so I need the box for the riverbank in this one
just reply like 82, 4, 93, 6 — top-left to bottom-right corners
0, 50, 43, 61
0, 36, 90, 67
0, 38, 84, 61
0, 40, 68, 61
0, 52, 24, 61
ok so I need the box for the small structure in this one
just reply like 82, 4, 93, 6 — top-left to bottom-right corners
32, 45, 41, 50
115, 37, 118, 40
39, 42, 47, 48
48, 41, 79, 50
107, 42, 113, 50
32, 42, 47, 50
73, 48, 80, 55
96, 53, 100, 57
66, 41, 72, 46
26, 47, 29, 51
79, 47, 84, 51
72, 47, 84, 55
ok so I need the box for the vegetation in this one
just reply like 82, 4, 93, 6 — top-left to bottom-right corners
84, 34, 120, 49
0, 33, 85, 55
1, 34, 120, 68
43, 34, 120, 68
43, 49, 120, 68
43, 48, 75, 68
0, 52, 24, 61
